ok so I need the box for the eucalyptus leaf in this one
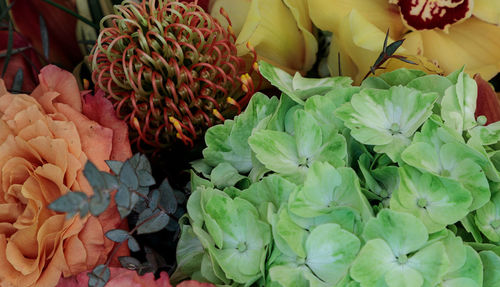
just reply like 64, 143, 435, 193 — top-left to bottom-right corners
119, 161, 139, 190
137, 209, 170, 234
105, 229, 129, 243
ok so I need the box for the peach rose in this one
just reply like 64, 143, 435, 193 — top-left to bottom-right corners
56, 267, 214, 287
0, 65, 132, 287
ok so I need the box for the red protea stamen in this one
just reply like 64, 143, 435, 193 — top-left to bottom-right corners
226, 97, 241, 114
90, 0, 259, 152
212, 109, 225, 122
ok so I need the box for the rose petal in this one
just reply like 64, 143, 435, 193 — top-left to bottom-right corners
82, 90, 132, 161
32, 66, 82, 113
55, 102, 113, 171
56, 268, 175, 287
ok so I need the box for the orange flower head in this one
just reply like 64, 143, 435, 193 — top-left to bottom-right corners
0, 65, 131, 287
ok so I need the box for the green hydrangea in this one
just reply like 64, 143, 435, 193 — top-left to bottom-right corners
173, 62, 500, 287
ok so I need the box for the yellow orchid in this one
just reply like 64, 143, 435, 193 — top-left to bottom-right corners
309, 0, 500, 83
209, 0, 318, 75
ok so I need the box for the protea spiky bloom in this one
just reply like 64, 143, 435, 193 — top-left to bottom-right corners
90, 0, 258, 152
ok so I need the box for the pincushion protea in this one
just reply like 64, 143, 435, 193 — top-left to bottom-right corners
90, 0, 258, 152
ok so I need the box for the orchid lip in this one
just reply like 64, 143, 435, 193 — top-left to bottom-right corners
391, 0, 473, 31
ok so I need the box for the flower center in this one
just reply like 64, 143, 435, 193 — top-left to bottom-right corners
440, 169, 451, 177
389, 122, 401, 134
397, 254, 409, 265
391, 0, 472, 30
237, 241, 248, 253
417, 198, 428, 208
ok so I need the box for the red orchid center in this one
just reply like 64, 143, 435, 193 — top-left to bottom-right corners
392, 0, 472, 30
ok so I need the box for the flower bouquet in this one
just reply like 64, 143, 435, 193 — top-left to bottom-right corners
1, 0, 500, 287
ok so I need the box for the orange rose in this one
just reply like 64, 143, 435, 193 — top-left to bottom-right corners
0, 65, 132, 287
56, 267, 214, 287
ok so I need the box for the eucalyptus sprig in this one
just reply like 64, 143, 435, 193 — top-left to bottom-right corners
49, 153, 183, 287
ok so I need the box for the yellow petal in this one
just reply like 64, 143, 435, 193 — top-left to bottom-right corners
332, 9, 413, 83
234, 0, 316, 74
375, 54, 443, 76
308, 0, 406, 39
209, 0, 251, 36
408, 17, 500, 80
326, 33, 359, 78
282, 0, 318, 73
473, 0, 500, 25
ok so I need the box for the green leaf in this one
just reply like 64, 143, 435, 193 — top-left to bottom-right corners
441, 68, 477, 132
89, 192, 110, 216
1, 21, 13, 78
0, 0, 14, 21
105, 229, 129, 243
48, 191, 88, 218
118, 256, 141, 270
137, 169, 155, 187
137, 209, 170, 234
158, 178, 177, 214
127, 236, 140, 252
12, 69, 23, 92
115, 185, 133, 218
119, 161, 138, 190
105, 160, 123, 175
83, 160, 110, 191
42, 0, 99, 29
39, 15, 49, 60
88, 265, 110, 287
